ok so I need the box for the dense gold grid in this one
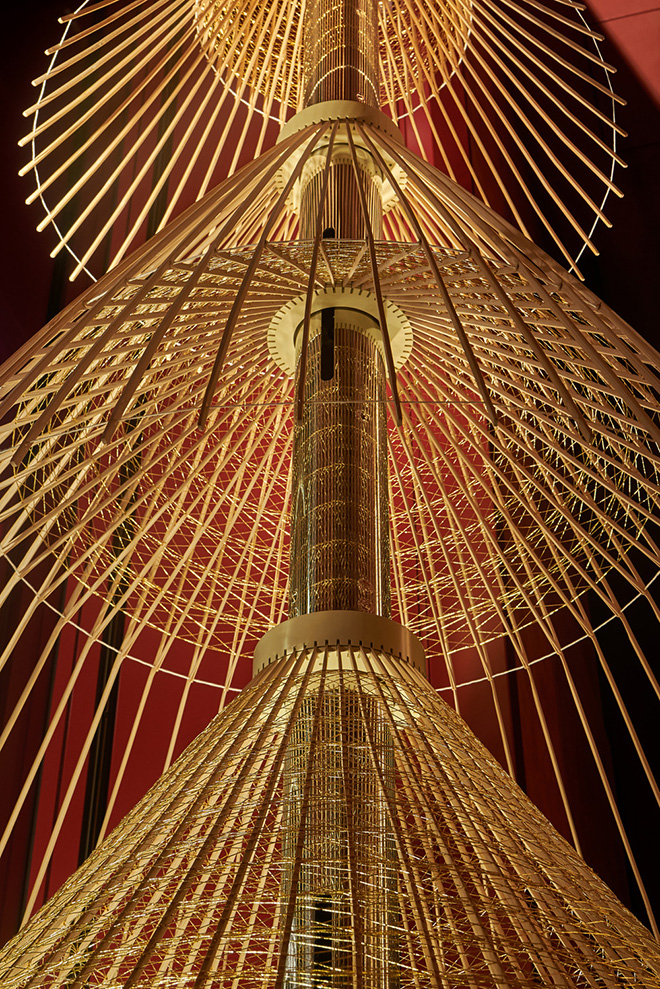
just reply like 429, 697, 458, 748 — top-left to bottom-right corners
1, 646, 658, 987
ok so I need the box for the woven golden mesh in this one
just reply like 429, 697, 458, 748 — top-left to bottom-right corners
2, 645, 658, 988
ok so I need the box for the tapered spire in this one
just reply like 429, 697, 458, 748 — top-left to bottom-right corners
2, 646, 659, 987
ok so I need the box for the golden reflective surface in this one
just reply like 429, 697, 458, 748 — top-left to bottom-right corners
290, 316, 390, 617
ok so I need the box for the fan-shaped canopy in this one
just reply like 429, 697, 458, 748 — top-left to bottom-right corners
2, 116, 660, 930
21, 0, 622, 276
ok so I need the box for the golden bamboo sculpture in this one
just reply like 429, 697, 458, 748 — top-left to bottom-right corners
22, 0, 622, 278
1, 0, 660, 978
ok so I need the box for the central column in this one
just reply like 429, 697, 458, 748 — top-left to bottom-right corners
270, 5, 404, 987
289, 309, 390, 618
289, 0, 388, 621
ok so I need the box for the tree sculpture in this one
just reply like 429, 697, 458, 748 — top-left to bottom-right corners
1, 0, 659, 984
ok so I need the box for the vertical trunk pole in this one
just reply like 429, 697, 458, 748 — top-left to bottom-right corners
289, 0, 389, 620
281, 5, 399, 988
